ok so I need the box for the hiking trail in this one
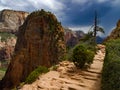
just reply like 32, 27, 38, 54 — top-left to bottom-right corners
20, 44, 105, 90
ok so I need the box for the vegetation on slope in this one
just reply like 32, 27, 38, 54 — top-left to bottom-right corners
25, 66, 49, 84
0, 32, 16, 42
0, 68, 6, 80
102, 39, 120, 90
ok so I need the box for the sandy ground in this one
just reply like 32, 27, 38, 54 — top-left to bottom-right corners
20, 44, 105, 90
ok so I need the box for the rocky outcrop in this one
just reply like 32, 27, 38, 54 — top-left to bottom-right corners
0, 9, 66, 89
64, 28, 85, 47
0, 9, 29, 33
105, 20, 120, 41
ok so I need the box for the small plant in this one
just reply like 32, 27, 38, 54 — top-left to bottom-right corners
50, 65, 58, 71
72, 44, 94, 69
0, 32, 16, 42
25, 66, 49, 84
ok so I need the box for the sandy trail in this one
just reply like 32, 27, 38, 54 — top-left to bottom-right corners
20, 44, 105, 90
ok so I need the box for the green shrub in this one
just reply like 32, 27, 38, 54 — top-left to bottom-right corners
0, 69, 5, 80
50, 65, 58, 71
102, 39, 120, 90
102, 60, 120, 90
25, 66, 49, 84
0, 67, 7, 71
0, 32, 16, 42
72, 43, 95, 68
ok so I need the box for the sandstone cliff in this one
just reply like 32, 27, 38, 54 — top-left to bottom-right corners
105, 20, 120, 41
0, 9, 66, 89
0, 9, 29, 33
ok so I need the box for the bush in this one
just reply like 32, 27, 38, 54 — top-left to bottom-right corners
102, 60, 120, 90
72, 43, 95, 68
50, 65, 58, 71
25, 66, 49, 84
0, 32, 16, 42
102, 39, 120, 90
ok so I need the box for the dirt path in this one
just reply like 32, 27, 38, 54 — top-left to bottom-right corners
20, 44, 105, 90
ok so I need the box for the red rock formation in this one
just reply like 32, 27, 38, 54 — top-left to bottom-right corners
0, 9, 66, 89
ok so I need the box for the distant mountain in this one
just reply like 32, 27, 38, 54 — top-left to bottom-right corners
105, 20, 120, 41
96, 36, 105, 44
64, 27, 85, 47
0, 9, 29, 33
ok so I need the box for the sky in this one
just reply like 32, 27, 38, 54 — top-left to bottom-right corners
0, 0, 120, 37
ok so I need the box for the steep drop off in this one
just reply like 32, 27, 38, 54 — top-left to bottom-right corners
0, 9, 66, 89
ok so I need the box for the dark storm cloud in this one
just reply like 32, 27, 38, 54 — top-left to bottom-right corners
61, 0, 112, 26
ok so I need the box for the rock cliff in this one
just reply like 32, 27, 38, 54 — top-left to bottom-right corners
105, 20, 120, 41
0, 9, 29, 33
0, 9, 66, 89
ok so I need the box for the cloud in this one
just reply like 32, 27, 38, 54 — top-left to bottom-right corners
110, 0, 120, 7
69, 25, 105, 37
0, 0, 65, 22
27, 0, 65, 11
71, 0, 110, 5
97, 0, 109, 3
0, 0, 64, 12
69, 25, 91, 33
71, 0, 89, 5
